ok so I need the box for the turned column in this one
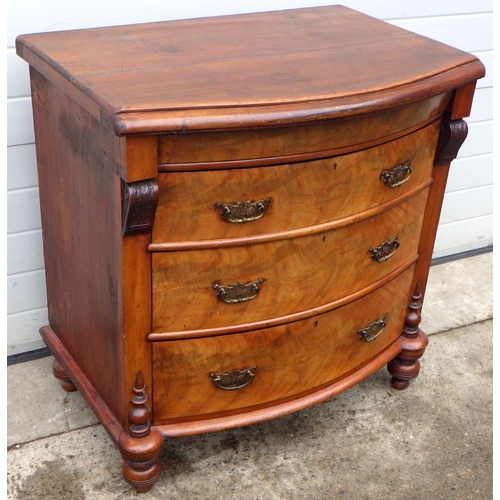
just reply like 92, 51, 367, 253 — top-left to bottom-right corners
119, 371, 163, 493
388, 282, 429, 390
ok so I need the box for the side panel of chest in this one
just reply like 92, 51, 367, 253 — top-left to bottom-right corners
29, 70, 128, 423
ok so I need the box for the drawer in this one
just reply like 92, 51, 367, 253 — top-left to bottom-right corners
151, 189, 428, 335
157, 94, 449, 166
153, 121, 439, 245
151, 265, 414, 424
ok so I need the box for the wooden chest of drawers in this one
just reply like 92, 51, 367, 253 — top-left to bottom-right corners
17, 6, 484, 492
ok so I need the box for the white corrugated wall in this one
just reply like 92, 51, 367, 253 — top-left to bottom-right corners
6, 1, 493, 356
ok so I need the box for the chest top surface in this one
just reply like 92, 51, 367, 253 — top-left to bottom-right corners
16, 5, 484, 134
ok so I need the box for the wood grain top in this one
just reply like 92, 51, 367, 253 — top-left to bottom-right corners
16, 6, 485, 134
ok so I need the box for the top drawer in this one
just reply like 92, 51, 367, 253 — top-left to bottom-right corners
152, 120, 439, 245
157, 94, 449, 167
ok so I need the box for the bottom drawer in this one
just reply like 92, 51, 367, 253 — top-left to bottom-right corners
152, 266, 415, 424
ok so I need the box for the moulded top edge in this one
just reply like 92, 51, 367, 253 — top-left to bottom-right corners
106, 60, 485, 135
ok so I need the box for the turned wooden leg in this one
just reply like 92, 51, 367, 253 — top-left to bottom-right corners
388, 282, 429, 390
119, 371, 163, 493
52, 358, 77, 392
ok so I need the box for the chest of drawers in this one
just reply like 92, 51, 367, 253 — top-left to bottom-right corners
17, 6, 484, 492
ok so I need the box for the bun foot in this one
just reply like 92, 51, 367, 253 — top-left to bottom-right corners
388, 351, 424, 390
52, 358, 77, 392
390, 378, 410, 391
120, 432, 163, 493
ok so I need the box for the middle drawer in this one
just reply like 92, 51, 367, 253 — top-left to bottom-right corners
151, 189, 428, 336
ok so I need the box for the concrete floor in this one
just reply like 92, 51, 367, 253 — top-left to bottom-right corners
7, 252, 493, 499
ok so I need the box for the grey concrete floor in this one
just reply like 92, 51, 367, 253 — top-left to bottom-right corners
7, 252, 493, 500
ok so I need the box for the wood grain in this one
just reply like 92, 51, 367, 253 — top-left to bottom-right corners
152, 266, 414, 423
152, 189, 428, 334
157, 99, 448, 166
30, 68, 128, 425
123, 135, 158, 183
40, 325, 125, 445
148, 259, 418, 341
16, 6, 484, 135
412, 81, 479, 300
154, 121, 440, 243
121, 233, 153, 424
155, 338, 404, 437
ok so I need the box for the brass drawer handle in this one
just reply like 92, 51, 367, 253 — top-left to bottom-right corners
210, 366, 257, 390
369, 236, 400, 262
380, 160, 412, 188
213, 278, 265, 304
215, 198, 271, 223
358, 315, 387, 342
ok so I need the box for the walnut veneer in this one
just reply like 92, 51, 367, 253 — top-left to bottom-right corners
16, 6, 484, 492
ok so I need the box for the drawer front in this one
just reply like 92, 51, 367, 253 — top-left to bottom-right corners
157, 94, 449, 166
152, 189, 427, 335
152, 265, 414, 424
153, 121, 439, 244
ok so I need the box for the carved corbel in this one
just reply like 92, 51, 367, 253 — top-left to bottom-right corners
434, 118, 468, 166
122, 179, 159, 236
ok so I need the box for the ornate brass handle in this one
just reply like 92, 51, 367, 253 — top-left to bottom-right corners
215, 198, 271, 223
213, 278, 265, 304
358, 316, 387, 342
380, 160, 412, 188
209, 366, 257, 390
369, 236, 400, 262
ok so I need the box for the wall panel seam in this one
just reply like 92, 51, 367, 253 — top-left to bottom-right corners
386, 12, 492, 23
439, 214, 492, 226
7, 306, 48, 318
